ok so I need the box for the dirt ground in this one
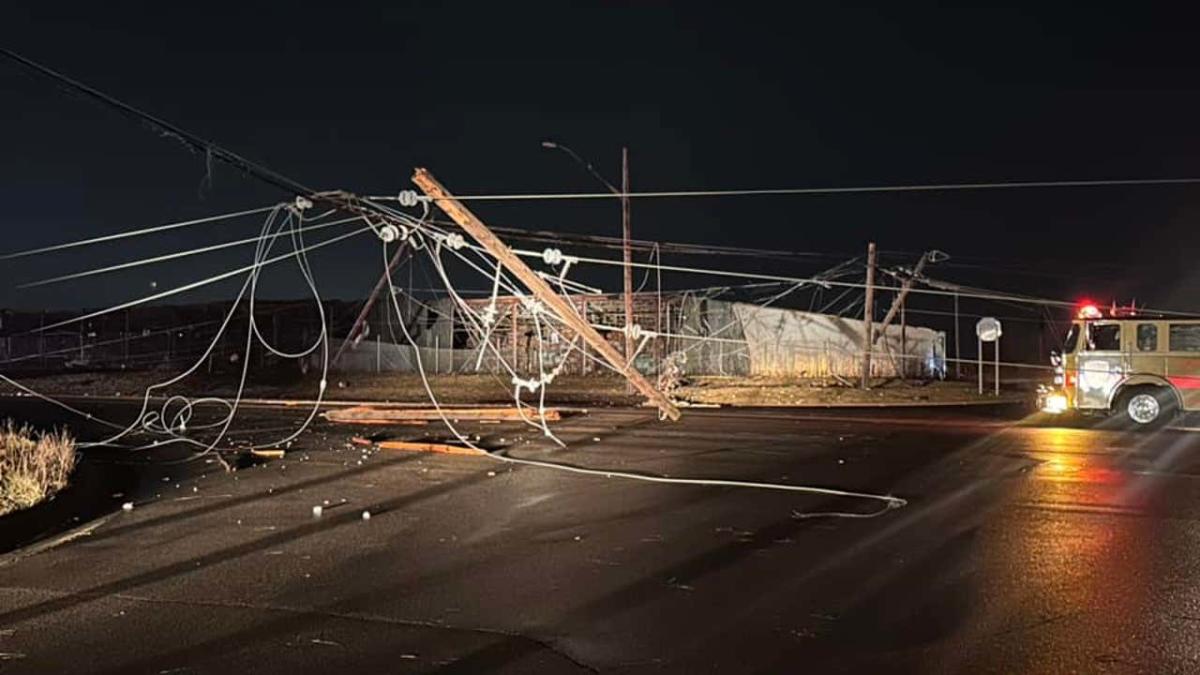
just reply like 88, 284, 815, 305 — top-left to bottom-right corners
4, 370, 1028, 408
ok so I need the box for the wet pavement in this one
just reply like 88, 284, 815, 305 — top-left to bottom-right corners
2, 398, 1200, 673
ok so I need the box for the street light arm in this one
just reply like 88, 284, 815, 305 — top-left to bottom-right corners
541, 141, 622, 195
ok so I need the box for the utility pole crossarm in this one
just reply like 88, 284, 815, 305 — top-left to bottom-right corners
411, 168, 681, 421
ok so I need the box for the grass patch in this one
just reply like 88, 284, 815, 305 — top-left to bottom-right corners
0, 420, 77, 516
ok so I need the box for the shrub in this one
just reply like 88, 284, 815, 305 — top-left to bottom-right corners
0, 420, 77, 515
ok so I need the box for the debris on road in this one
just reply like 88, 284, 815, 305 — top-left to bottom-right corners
376, 440, 486, 456
323, 405, 560, 424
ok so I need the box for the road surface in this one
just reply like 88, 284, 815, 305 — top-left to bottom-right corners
1, 399, 1200, 673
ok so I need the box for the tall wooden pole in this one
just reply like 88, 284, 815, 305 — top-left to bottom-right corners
622, 147, 635, 376
861, 242, 877, 389
953, 292, 961, 378
412, 168, 681, 421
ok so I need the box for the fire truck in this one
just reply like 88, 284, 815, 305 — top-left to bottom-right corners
1038, 303, 1200, 427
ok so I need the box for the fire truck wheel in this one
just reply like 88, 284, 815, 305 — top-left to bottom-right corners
1116, 386, 1175, 430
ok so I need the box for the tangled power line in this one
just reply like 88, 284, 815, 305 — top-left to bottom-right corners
2, 189, 912, 516
8, 45, 1200, 518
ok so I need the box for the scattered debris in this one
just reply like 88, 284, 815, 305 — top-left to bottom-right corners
376, 440, 486, 456
310, 638, 342, 647
251, 449, 286, 460
361, 510, 371, 520
324, 405, 560, 424
311, 505, 323, 518
122, 502, 134, 512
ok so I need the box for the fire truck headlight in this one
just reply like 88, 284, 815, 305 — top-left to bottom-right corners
1042, 393, 1068, 414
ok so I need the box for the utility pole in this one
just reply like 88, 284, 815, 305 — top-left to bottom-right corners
412, 168, 680, 421
622, 148, 634, 363
333, 243, 409, 366
622, 148, 635, 391
541, 140, 635, 376
861, 242, 876, 389
953, 292, 961, 378
873, 251, 931, 344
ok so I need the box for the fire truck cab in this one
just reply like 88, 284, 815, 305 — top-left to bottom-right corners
1038, 304, 1200, 427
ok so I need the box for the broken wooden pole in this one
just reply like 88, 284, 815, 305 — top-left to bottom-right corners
333, 242, 409, 366
411, 168, 681, 421
873, 251, 930, 345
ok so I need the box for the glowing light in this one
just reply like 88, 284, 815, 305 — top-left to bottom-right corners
1078, 303, 1102, 319
1042, 393, 1069, 414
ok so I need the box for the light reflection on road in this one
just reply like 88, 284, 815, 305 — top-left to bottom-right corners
952, 424, 1200, 672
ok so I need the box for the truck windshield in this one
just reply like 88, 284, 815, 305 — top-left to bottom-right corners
1062, 324, 1080, 353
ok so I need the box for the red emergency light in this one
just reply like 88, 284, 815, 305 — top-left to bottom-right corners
1077, 301, 1102, 319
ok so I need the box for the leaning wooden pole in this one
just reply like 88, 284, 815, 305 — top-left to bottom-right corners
411, 168, 681, 421
872, 251, 930, 344
333, 242, 409, 366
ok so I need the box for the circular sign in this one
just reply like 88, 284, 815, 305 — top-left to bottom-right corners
976, 317, 1002, 342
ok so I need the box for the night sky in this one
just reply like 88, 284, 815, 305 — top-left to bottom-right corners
4, 3, 1200, 319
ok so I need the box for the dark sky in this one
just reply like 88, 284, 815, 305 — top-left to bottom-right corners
4, 3, 1200, 317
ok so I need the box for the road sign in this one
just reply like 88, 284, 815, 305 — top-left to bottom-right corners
975, 318, 1002, 396
976, 317, 1002, 342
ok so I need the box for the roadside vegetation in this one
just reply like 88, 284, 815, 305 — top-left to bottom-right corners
0, 420, 77, 516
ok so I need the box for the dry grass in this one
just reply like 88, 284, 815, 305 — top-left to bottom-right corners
0, 420, 77, 516
675, 377, 1026, 407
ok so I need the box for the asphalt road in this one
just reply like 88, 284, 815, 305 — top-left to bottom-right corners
2, 399, 1200, 673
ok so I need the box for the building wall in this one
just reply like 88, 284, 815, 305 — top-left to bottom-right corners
734, 304, 945, 378
340, 295, 945, 380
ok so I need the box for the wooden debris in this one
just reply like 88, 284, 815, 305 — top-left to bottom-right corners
323, 406, 558, 424
376, 440, 486, 456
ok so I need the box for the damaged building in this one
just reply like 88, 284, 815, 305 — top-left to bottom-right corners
335, 288, 946, 379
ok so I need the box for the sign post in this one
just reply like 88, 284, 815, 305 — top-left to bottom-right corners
975, 317, 1002, 396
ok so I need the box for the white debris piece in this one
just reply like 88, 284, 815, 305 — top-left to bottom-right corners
312, 505, 323, 518
121, 502, 134, 512
361, 510, 371, 521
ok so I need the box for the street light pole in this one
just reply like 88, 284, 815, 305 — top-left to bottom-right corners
542, 141, 635, 369
621, 147, 634, 370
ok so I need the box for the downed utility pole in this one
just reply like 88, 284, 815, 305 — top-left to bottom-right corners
872, 250, 936, 344
333, 242, 410, 365
411, 168, 682, 421
861, 242, 876, 389
870, 250, 944, 378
